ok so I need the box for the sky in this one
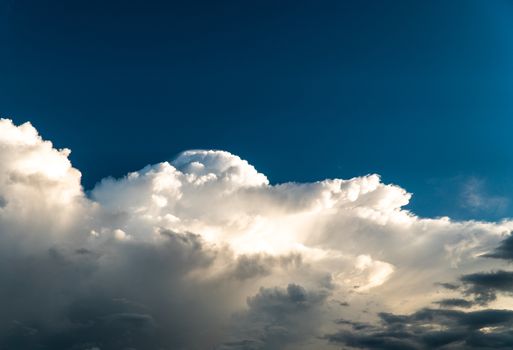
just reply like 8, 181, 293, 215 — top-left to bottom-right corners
3, 0, 513, 220
2, 1, 513, 349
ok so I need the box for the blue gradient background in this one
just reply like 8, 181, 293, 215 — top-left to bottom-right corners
2, 0, 513, 220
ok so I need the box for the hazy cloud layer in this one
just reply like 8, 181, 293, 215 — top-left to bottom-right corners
1, 119, 513, 349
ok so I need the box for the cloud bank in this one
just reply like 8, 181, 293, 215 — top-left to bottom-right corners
1, 118, 513, 349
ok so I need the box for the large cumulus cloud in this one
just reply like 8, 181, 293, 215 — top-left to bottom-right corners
1, 118, 513, 349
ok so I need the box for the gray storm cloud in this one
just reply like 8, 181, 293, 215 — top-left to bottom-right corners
1, 118, 513, 349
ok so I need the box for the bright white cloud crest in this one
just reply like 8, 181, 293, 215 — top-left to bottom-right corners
1, 118, 513, 349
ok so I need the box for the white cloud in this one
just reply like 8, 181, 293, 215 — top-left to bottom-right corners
461, 176, 509, 214
0, 118, 512, 349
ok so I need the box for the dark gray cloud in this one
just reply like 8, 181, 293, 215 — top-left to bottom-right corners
327, 265, 513, 349
327, 308, 513, 350
461, 270, 513, 305
231, 253, 302, 281
483, 234, 513, 261
436, 282, 461, 291
221, 284, 331, 349
0, 231, 237, 350
434, 298, 474, 309
0, 226, 328, 350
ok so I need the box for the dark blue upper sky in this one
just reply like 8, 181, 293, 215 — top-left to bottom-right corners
2, 0, 513, 220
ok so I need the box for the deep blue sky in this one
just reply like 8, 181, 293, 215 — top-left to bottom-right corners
2, 0, 513, 220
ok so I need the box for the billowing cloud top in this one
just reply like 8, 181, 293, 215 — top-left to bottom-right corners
1, 118, 513, 349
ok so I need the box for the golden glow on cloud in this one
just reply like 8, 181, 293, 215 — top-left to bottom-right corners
1, 118, 513, 349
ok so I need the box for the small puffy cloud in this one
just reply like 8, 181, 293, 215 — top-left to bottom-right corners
1, 118, 513, 349
173, 149, 269, 187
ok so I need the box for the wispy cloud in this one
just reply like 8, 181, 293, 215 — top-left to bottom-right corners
460, 177, 509, 214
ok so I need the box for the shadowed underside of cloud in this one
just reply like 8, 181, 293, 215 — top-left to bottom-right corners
460, 270, 513, 305
434, 298, 474, 309
326, 308, 513, 349
483, 234, 513, 261
1, 118, 513, 349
